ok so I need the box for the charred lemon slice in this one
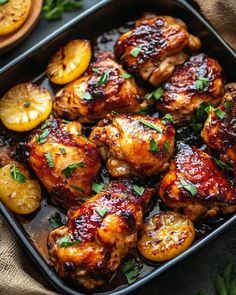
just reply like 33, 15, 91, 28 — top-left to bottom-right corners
138, 211, 195, 261
0, 0, 31, 36
47, 39, 92, 85
0, 83, 52, 132
0, 162, 41, 214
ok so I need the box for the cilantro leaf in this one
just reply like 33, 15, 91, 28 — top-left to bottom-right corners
96, 208, 108, 218
133, 185, 145, 196
43, 0, 82, 20
223, 101, 233, 110
180, 179, 198, 196
195, 76, 209, 91
215, 274, 228, 295
48, 212, 64, 228
121, 259, 140, 284
162, 114, 174, 123
62, 161, 84, 178
98, 71, 109, 86
130, 46, 142, 57
10, 166, 27, 183
92, 182, 105, 194
45, 152, 54, 168
138, 119, 163, 133
149, 138, 158, 152
164, 142, 170, 154
58, 236, 80, 248
153, 87, 163, 100
36, 129, 50, 144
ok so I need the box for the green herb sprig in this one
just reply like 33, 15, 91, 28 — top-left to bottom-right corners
48, 212, 64, 228
121, 259, 140, 284
43, 0, 83, 20
10, 166, 27, 183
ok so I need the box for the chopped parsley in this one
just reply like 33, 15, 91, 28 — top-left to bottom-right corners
36, 129, 50, 144
149, 138, 158, 152
81, 92, 92, 100
9, 166, 27, 183
92, 68, 99, 73
58, 236, 80, 248
195, 76, 209, 91
121, 259, 140, 284
214, 158, 231, 171
133, 185, 145, 196
24, 100, 30, 108
98, 71, 109, 86
69, 184, 85, 193
145, 92, 154, 100
215, 109, 226, 119
59, 147, 66, 155
92, 182, 105, 194
96, 208, 108, 218
48, 212, 64, 228
62, 161, 84, 178
205, 105, 214, 113
179, 179, 198, 196
130, 46, 142, 57
45, 152, 54, 168
164, 142, 170, 153
138, 119, 163, 133
41, 120, 51, 130
153, 87, 163, 100
162, 114, 174, 123
122, 72, 132, 79
223, 101, 233, 110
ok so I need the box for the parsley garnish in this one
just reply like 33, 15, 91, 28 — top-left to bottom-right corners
92, 182, 105, 194
58, 236, 80, 248
59, 147, 66, 155
138, 119, 163, 133
133, 185, 145, 196
98, 71, 109, 86
62, 161, 84, 178
43, 0, 82, 20
223, 101, 233, 110
180, 179, 198, 196
190, 102, 213, 132
24, 100, 30, 108
45, 152, 54, 168
130, 46, 142, 57
0, 0, 9, 5
9, 166, 27, 183
164, 142, 170, 153
70, 184, 85, 193
96, 208, 108, 218
81, 92, 92, 100
214, 158, 231, 171
145, 92, 153, 100
149, 138, 158, 152
36, 129, 50, 144
162, 114, 174, 123
205, 105, 214, 113
48, 212, 64, 228
195, 76, 209, 91
153, 87, 163, 100
121, 259, 140, 284
41, 120, 51, 130
122, 72, 132, 79
92, 68, 99, 73
215, 109, 226, 119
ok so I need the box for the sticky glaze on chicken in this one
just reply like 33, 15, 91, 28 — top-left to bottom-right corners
89, 114, 175, 177
48, 181, 155, 289
156, 53, 224, 124
53, 51, 150, 123
202, 84, 236, 173
26, 117, 101, 209
159, 144, 236, 221
115, 14, 201, 86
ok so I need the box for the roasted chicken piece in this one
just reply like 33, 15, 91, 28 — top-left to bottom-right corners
156, 53, 224, 124
48, 180, 155, 289
26, 117, 101, 209
89, 114, 175, 177
53, 51, 150, 123
159, 144, 236, 221
201, 84, 236, 173
115, 14, 201, 86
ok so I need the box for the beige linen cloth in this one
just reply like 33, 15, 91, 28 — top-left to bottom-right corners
0, 1, 236, 294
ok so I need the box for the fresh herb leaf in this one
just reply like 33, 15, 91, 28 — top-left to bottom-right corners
214, 158, 231, 171
0, 0, 9, 4
41, 120, 51, 130
62, 161, 84, 178
195, 76, 209, 91
24, 100, 30, 108
130, 46, 142, 57
164, 142, 170, 153
162, 114, 174, 123
122, 72, 132, 79
180, 179, 198, 196
96, 208, 108, 218
145, 92, 153, 100
190, 102, 212, 132
223, 101, 233, 110
58, 236, 80, 248
59, 147, 66, 155
98, 71, 109, 86
45, 152, 54, 168
70, 184, 85, 193
36, 129, 50, 144
149, 138, 158, 152
153, 87, 163, 100
215, 109, 226, 119
133, 185, 145, 196
223, 263, 233, 292
205, 105, 214, 113
48, 212, 64, 228
138, 119, 163, 133
121, 259, 140, 284
81, 92, 92, 100
9, 166, 27, 183
92, 68, 99, 73
215, 274, 228, 295
43, 0, 82, 20
92, 182, 105, 194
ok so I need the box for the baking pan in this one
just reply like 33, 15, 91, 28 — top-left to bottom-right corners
0, 0, 236, 294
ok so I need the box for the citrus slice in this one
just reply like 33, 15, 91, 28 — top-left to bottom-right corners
47, 39, 92, 85
0, 83, 52, 132
0, 0, 31, 36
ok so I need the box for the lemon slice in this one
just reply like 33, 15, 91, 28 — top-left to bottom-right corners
47, 39, 92, 85
0, 83, 52, 132
0, 0, 31, 36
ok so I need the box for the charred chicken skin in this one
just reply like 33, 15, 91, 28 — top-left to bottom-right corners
53, 51, 149, 123
159, 144, 236, 221
115, 14, 201, 86
26, 117, 101, 209
48, 181, 155, 289
201, 84, 236, 173
89, 114, 175, 178
156, 53, 224, 124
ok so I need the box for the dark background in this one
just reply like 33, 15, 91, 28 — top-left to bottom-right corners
0, 1, 235, 294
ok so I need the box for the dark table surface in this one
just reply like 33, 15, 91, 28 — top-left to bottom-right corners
0, 1, 235, 295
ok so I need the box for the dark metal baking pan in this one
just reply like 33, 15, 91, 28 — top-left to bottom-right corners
0, 0, 236, 294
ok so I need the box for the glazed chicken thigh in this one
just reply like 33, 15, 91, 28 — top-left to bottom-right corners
201, 84, 236, 173
89, 114, 175, 177
156, 53, 224, 124
115, 14, 201, 86
48, 181, 155, 289
26, 117, 101, 209
159, 144, 236, 221
53, 51, 150, 123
